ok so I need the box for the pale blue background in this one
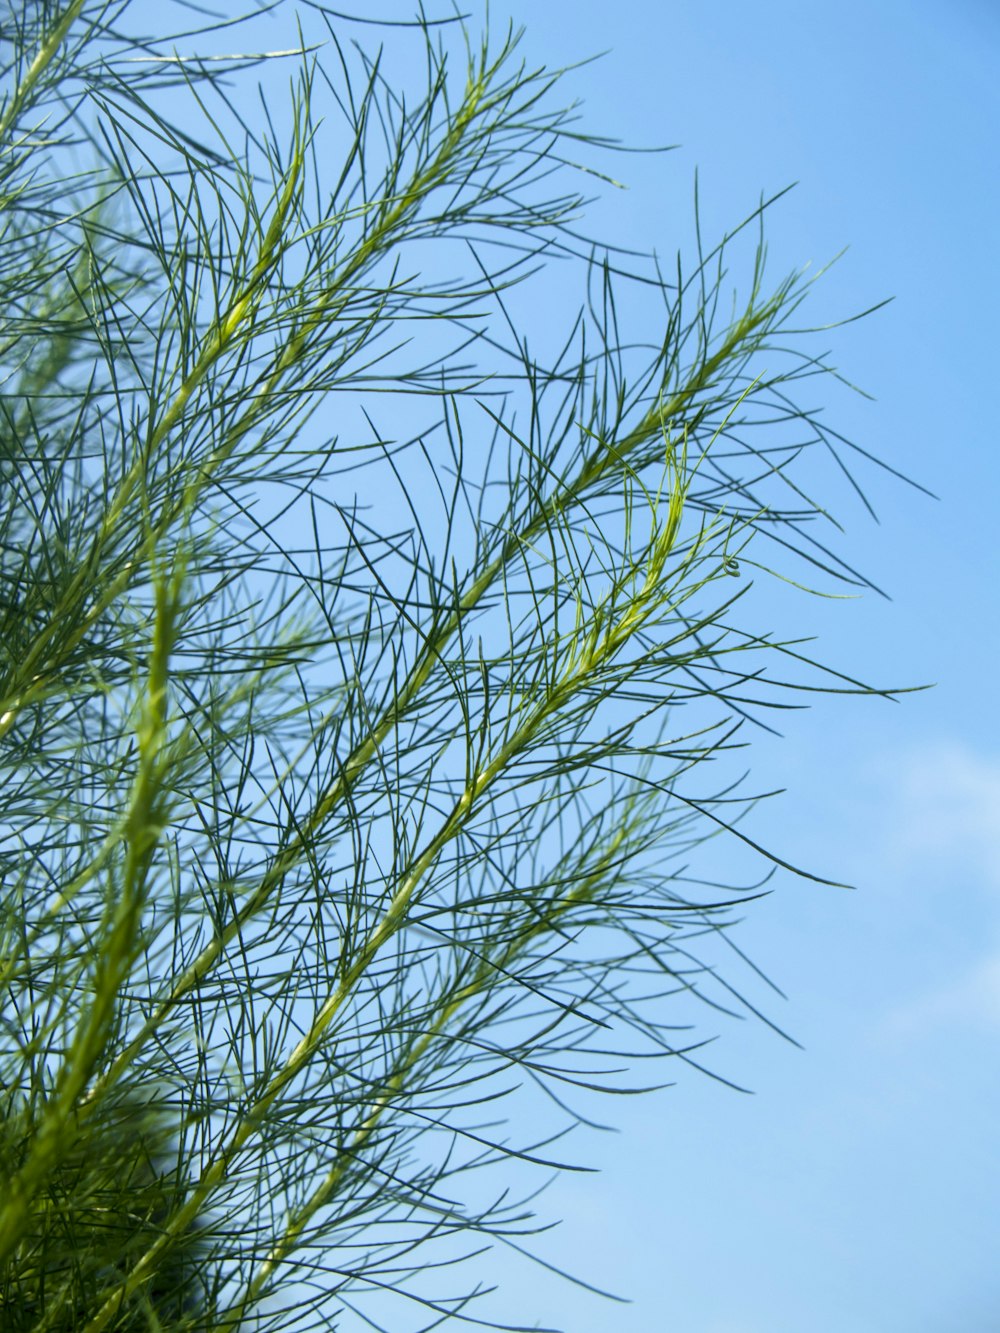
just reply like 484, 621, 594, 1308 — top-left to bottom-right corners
132, 1, 1000, 1327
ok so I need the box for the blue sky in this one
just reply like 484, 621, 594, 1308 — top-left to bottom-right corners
122, 2, 997, 1328
462, 4, 1000, 1330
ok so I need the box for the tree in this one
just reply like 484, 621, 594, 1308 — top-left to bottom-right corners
0, 4, 909, 1329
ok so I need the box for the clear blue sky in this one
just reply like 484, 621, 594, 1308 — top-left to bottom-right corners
464, 4, 1000, 1331
136, 2, 999, 1328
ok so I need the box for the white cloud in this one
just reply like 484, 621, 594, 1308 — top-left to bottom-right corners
883, 949, 1000, 1034
865, 740, 1000, 1037
874, 740, 1000, 890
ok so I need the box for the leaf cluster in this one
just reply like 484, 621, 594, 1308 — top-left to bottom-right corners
0, 4, 912, 1330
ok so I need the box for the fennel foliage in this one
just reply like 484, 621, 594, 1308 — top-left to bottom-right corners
0, 4, 911, 1330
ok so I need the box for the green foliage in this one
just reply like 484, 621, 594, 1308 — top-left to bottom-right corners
0, 3, 911, 1330
1, 1084, 212, 1330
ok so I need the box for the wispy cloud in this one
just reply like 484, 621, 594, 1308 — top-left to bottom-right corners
874, 740, 1000, 890
865, 740, 1000, 1033
883, 948, 1000, 1033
